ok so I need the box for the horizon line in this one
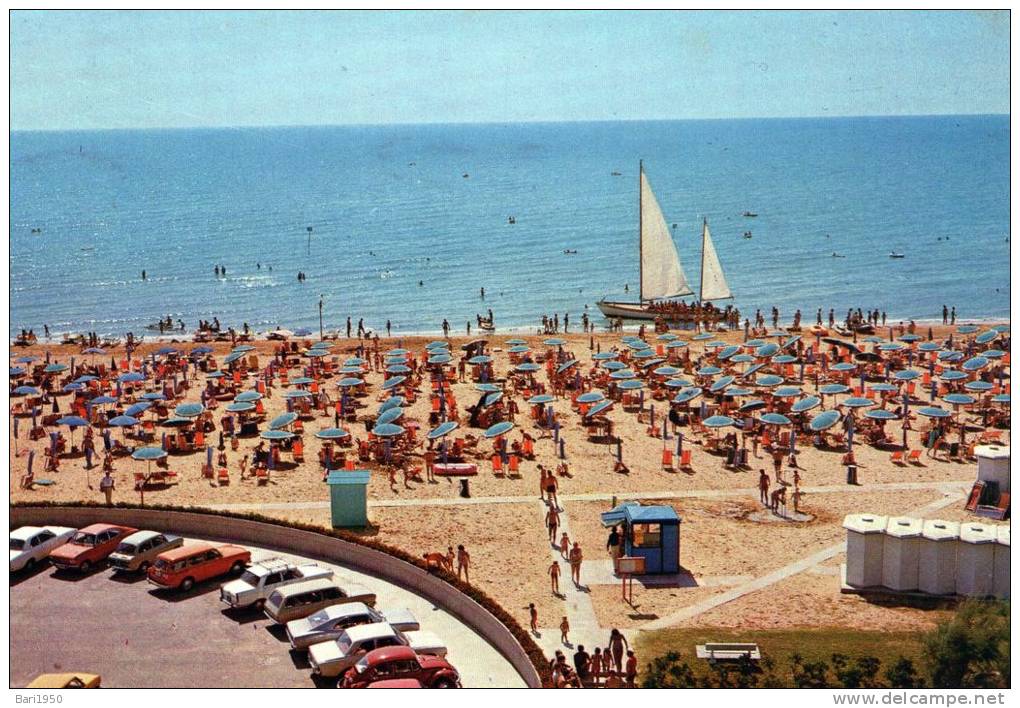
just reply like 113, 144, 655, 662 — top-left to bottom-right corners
10, 111, 1009, 134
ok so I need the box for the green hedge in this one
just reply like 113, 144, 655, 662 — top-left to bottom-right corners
11, 500, 552, 686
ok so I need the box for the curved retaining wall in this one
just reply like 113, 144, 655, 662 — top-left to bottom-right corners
11, 505, 542, 688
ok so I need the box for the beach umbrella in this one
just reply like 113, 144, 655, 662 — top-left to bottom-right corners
515, 362, 541, 373
174, 402, 205, 418
270, 411, 299, 430
162, 416, 193, 427
740, 363, 765, 378
704, 340, 727, 350
156, 346, 179, 357
292, 328, 313, 337
617, 379, 644, 391
759, 412, 792, 426
585, 400, 614, 418
12, 385, 40, 396
132, 446, 167, 462
781, 335, 802, 349
289, 376, 316, 386
917, 406, 951, 419
665, 378, 693, 388
692, 333, 714, 341
125, 402, 151, 418
602, 361, 627, 371
652, 365, 681, 377
90, 395, 118, 405
468, 355, 492, 365
480, 392, 502, 408
773, 386, 803, 398
339, 366, 365, 375
893, 370, 922, 382
44, 363, 69, 374
716, 345, 740, 360
809, 410, 841, 432
840, 397, 875, 409
739, 399, 767, 413
898, 334, 923, 343
744, 339, 767, 348
940, 370, 967, 382
937, 351, 963, 362
991, 394, 1010, 405
16, 355, 38, 363
961, 356, 990, 372
631, 349, 656, 360
232, 345, 256, 353
315, 427, 350, 440
975, 330, 999, 345
755, 343, 780, 358
260, 430, 294, 441
382, 376, 406, 391
386, 364, 411, 374
666, 340, 689, 349
475, 383, 500, 393
338, 377, 365, 388
420, 421, 457, 441
557, 359, 580, 374
508, 345, 531, 354
609, 369, 636, 380
191, 346, 214, 355
528, 394, 555, 405
878, 342, 906, 352
869, 383, 899, 393
577, 391, 606, 404
56, 415, 89, 428
942, 393, 976, 407
222, 351, 247, 365
709, 375, 735, 393
283, 390, 312, 400
373, 423, 406, 438
991, 325, 1009, 333
426, 342, 450, 352
672, 387, 703, 405
830, 362, 856, 372
755, 374, 784, 387
234, 390, 263, 403
723, 387, 754, 397
62, 383, 85, 393
864, 409, 899, 421
386, 348, 409, 357
773, 354, 798, 365
791, 396, 822, 413
730, 353, 755, 364
542, 338, 566, 347
108, 415, 139, 427
918, 342, 942, 352
703, 415, 735, 428
304, 349, 330, 358
118, 372, 145, 383
982, 349, 1006, 359
378, 396, 406, 412
483, 421, 515, 438
696, 366, 723, 376
505, 338, 527, 346
592, 351, 618, 360
74, 374, 99, 384
10, 366, 26, 378
964, 381, 994, 392
226, 401, 255, 413
624, 339, 651, 350
206, 370, 226, 379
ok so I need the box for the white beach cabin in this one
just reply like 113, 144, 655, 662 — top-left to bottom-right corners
882, 516, 923, 591
993, 525, 1010, 599
843, 513, 887, 588
956, 523, 997, 597
918, 519, 959, 595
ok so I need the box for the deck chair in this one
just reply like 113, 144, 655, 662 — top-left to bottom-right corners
679, 449, 692, 471
508, 455, 520, 477
217, 467, 230, 485
889, 450, 905, 465
661, 449, 674, 472
256, 467, 269, 485
907, 449, 923, 465
292, 439, 304, 462
491, 454, 504, 476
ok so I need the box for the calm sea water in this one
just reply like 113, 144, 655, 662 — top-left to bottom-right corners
10, 116, 1010, 339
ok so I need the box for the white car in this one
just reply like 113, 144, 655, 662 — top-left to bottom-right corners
220, 557, 333, 609
10, 526, 76, 572
286, 602, 419, 651
308, 622, 446, 678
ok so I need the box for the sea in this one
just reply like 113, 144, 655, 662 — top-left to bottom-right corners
9, 115, 1010, 340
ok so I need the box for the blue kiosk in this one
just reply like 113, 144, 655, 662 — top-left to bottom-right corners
601, 502, 681, 574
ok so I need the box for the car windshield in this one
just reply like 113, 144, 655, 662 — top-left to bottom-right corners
116, 543, 136, 554
354, 656, 369, 674
9, 538, 25, 550
70, 532, 97, 546
268, 590, 284, 607
153, 558, 171, 571
307, 609, 330, 624
239, 570, 261, 586
337, 632, 353, 654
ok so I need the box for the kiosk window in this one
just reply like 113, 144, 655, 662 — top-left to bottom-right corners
631, 523, 661, 548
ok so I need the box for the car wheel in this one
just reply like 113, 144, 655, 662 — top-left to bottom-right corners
433, 677, 456, 688
254, 598, 266, 611
79, 560, 91, 574
25, 558, 36, 572
180, 577, 195, 592
230, 561, 244, 575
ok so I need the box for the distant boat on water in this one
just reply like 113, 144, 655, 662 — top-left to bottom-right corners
597, 161, 732, 321
742, 211, 758, 217
889, 252, 905, 259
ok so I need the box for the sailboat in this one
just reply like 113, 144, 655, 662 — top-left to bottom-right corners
597, 162, 733, 320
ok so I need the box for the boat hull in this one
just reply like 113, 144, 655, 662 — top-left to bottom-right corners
596, 300, 659, 321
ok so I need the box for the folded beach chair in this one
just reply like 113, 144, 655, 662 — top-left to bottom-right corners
217, 467, 230, 485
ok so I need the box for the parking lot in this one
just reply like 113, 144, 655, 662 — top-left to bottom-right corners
10, 539, 526, 688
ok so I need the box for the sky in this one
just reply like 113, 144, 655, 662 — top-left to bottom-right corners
9, 10, 1010, 131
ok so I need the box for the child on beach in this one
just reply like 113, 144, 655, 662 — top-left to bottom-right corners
560, 616, 570, 645
549, 560, 561, 595
529, 603, 538, 633
559, 532, 570, 559
457, 545, 470, 584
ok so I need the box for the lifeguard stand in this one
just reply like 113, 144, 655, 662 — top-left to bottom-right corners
326, 469, 370, 528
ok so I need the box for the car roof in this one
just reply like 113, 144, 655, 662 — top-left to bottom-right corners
364, 645, 417, 664
10, 526, 43, 540
249, 557, 294, 573
121, 530, 162, 545
317, 602, 371, 620
274, 577, 337, 595
346, 622, 397, 643
77, 523, 130, 534
158, 542, 213, 561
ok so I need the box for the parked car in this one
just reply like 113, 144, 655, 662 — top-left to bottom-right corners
341, 646, 461, 688
220, 557, 333, 609
308, 622, 446, 678
286, 602, 419, 650
48, 524, 137, 573
147, 542, 250, 591
108, 530, 183, 573
263, 578, 376, 624
26, 673, 101, 688
10, 526, 75, 572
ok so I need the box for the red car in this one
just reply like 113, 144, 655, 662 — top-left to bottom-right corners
48, 524, 137, 573
340, 646, 461, 689
147, 542, 250, 592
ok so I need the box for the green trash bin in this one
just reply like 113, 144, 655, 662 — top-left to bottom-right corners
326, 469, 371, 528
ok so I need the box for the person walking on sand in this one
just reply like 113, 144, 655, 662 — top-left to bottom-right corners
546, 504, 560, 544
546, 472, 559, 510
100, 470, 115, 506
538, 465, 548, 501
625, 650, 638, 686
607, 525, 622, 573
559, 531, 570, 559
569, 541, 583, 586
758, 468, 770, 504
529, 603, 538, 633
457, 544, 470, 584
560, 616, 570, 645
608, 628, 629, 673
549, 560, 562, 595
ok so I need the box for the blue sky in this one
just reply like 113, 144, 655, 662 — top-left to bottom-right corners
10, 10, 1009, 131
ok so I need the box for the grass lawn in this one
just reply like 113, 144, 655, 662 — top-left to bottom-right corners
636, 627, 929, 685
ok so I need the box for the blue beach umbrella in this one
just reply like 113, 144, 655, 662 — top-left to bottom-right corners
508, 345, 531, 354
755, 374, 784, 387
386, 364, 411, 374
13, 385, 40, 396
602, 361, 627, 371
975, 330, 999, 345
666, 340, 689, 349
820, 383, 851, 395
982, 349, 1006, 359
483, 421, 515, 438
108, 415, 140, 427
528, 394, 555, 405
609, 369, 636, 380
56, 415, 89, 428
942, 393, 976, 407
206, 370, 226, 379
940, 370, 967, 382
44, 363, 69, 374
315, 427, 350, 440
557, 359, 580, 373
696, 366, 723, 376
759, 413, 792, 426
773, 354, 798, 365
467, 355, 492, 365
505, 338, 527, 346
672, 387, 702, 405
270, 411, 299, 429
162, 416, 193, 427
118, 372, 145, 383
62, 383, 85, 392
692, 333, 714, 341
755, 343, 780, 358
730, 353, 755, 364
723, 387, 754, 397
542, 338, 566, 347
577, 392, 606, 404
379, 396, 406, 411
260, 430, 294, 441
961, 357, 990, 372
234, 390, 262, 403
717, 346, 741, 361
709, 375, 735, 393
338, 377, 365, 388
382, 376, 406, 391
791, 396, 822, 413
917, 406, 951, 419
740, 363, 765, 378
585, 400, 614, 418
704, 340, 727, 350
772, 386, 803, 398
74, 374, 99, 384
918, 342, 942, 352
592, 351, 618, 360
515, 362, 541, 372
991, 394, 1010, 405
809, 410, 841, 432
10, 367, 26, 377
174, 402, 205, 418
226, 402, 255, 413
864, 409, 899, 421
937, 351, 963, 362
483, 392, 504, 407
90, 395, 118, 405
191, 346, 214, 355
304, 349, 330, 358
283, 390, 312, 399
373, 423, 406, 438
657, 333, 679, 341
840, 397, 875, 409
289, 377, 316, 386
652, 366, 681, 377
898, 334, 923, 343
131, 446, 167, 461
231, 345, 256, 353
830, 362, 856, 372
125, 402, 151, 417
739, 399, 767, 413
893, 370, 922, 382
703, 415, 735, 428
631, 349, 656, 359
964, 381, 994, 392
869, 383, 898, 393
744, 339, 767, 348
617, 379, 644, 391
475, 383, 501, 393
664, 378, 693, 388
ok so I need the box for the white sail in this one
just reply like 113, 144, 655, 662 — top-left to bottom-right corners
699, 219, 732, 301
640, 171, 693, 300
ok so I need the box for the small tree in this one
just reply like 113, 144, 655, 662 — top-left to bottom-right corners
885, 657, 923, 688
923, 600, 1010, 688
641, 651, 697, 688
791, 653, 832, 688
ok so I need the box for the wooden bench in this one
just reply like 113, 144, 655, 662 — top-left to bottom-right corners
695, 642, 761, 662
